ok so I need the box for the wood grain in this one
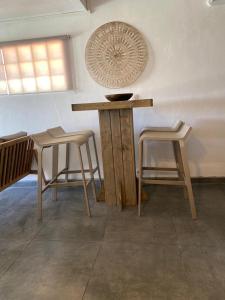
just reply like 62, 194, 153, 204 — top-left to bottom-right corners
110, 110, 125, 207
72, 99, 153, 111
120, 109, 137, 206
99, 110, 117, 205
52, 145, 59, 201
3, 147, 9, 185
0, 148, 5, 186
0, 137, 34, 192
98, 109, 137, 207
10, 145, 16, 181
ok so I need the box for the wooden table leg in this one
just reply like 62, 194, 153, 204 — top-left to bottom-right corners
99, 110, 117, 205
99, 108, 137, 207
119, 109, 137, 206
110, 110, 125, 208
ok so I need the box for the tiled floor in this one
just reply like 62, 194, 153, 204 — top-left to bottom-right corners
0, 181, 225, 299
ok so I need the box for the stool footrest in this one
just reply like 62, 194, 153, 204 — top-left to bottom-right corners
142, 178, 185, 186
143, 167, 178, 172
48, 179, 91, 189
62, 166, 98, 174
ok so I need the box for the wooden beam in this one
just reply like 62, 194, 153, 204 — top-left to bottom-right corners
72, 99, 153, 111
110, 109, 125, 208
99, 110, 117, 205
120, 109, 137, 206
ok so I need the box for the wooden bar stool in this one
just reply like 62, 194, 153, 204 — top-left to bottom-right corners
31, 131, 97, 220
138, 121, 197, 219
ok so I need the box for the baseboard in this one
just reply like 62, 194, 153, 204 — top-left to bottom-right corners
30, 167, 225, 184
25, 173, 225, 185
191, 177, 225, 184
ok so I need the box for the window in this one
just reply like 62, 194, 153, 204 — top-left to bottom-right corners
0, 36, 72, 94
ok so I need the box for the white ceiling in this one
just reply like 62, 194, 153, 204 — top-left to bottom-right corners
0, 0, 88, 21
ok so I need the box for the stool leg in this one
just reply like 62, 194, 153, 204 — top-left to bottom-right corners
65, 143, 70, 182
52, 145, 58, 201
86, 142, 97, 202
138, 140, 144, 216
37, 148, 43, 221
33, 149, 47, 186
92, 135, 102, 189
178, 140, 197, 219
78, 145, 91, 217
173, 141, 183, 180
173, 141, 188, 201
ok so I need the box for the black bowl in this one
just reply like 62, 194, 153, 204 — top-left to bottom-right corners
105, 93, 133, 102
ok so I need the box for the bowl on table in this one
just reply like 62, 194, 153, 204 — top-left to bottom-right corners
105, 93, 133, 102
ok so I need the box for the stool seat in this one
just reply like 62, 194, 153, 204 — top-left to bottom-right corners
32, 131, 88, 148
139, 123, 191, 142
140, 120, 184, 135
138, 121, 197, 219
47, 126, 94, 139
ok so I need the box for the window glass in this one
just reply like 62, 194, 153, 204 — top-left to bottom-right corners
0, 36, 72, 94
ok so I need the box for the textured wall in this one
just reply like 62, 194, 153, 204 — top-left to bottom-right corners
0, 0, 225, 177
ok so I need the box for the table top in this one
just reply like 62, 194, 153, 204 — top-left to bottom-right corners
71, 99, 153, 111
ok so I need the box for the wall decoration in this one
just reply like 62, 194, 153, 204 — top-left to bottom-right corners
85, 21, 148, 88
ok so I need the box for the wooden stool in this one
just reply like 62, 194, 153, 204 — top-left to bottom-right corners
138, 122, 197, 219
31, 131, 97, 220
47, 126, 102, 200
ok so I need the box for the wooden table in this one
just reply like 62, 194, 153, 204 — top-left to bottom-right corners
72, 99, 153, 207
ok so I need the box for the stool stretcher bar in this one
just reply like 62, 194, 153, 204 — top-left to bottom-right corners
142, 179, 185, 186
41, 167, 93, 193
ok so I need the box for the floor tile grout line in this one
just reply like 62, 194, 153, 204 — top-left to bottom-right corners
81, 242, 103, 300
101, 207, 111, 241
81, 201, 109, 299
0, 210, 53, 280
0, 252, 25, 280
0, 235, 37, 279
171, 213, 179, 245
175, 241, 190, 295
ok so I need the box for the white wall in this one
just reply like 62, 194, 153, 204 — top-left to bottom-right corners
0, 0, 225, 177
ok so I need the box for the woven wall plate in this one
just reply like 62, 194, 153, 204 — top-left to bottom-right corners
85, 21, 148, 88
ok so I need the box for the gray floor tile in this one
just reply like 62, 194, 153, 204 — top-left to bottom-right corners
85, 241, 190, 299
173, 216, 225, 248
105, 205, 178, 245
205, 246, 225, 291
0, 187, 35, 214
83, 276, 123, 300
0, 206, 44, 241
1, 182, 225, 299
35, 214, 106, 242
142, 185, 193, 219
0, 240, 100, 300
0, 239, 28, 277
104, 209, 155, 244
180, 245, 225, 300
